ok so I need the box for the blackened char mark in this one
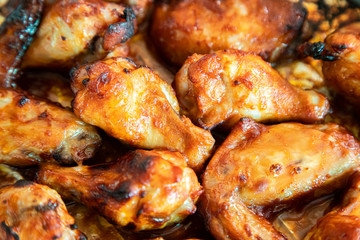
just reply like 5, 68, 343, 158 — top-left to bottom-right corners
102, 7, 137, 51
13, 179, 34, 188
99, 180, 133, 202
0, 0, 44, 88
298, 42, 339, 61
1, 221, 19, 240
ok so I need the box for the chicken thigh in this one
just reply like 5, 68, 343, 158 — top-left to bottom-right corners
71, 57, 214, 172
37, 149, 203, 231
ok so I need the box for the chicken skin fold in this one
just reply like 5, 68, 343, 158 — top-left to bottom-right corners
0, 0, 43, 88
0, 89, 101, 166
37, 149, 203, 231
71, 57, 214, 172
202, 118, 360, 240
305, 170, 360, 240
150, 0, 306, 65
0, 180, 85, 240
23, 0, 136, 69
174, 50, 330, 130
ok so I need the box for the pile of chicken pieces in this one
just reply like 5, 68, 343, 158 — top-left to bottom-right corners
0, 0, 360, 239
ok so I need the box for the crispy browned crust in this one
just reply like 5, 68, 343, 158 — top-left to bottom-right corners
202, 118, 360, 240
0, 0, 44, 88
322, 22, 360, 107
71, 57, 214, 172
174, 49, 330, 130
37, 149, 203, 231
0, 89, 101, 166
150, 0, 306, 65
0, 180, 85, 240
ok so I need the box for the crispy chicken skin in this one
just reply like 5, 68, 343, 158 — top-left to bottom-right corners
322, 22, 360, 107
0, 89, 101, 166
0, 180, 85, 240
202, 118, 360, 240
23, 0, 136, 68
37, 150, 203, 231
0, 0, 43, 88
305, 171, 360, 240
71, 57, 214, 172
110, 0, 153, 24
150, 0, 306, 65
174, 50, 330, 130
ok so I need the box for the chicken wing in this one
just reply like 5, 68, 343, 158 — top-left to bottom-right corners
110, 0, 153, 24
37, 149, 203, 231
202, 118, 360, 240
71, 57, 214, 172
0, 180, 85, 240
305, 170, 360, 240
23, 0, 136, 69
322, 22, 360, 107
0, 0, 43, 88
0, 89, 101, 166
174, 50, 329, 130
150, 0, 306, 65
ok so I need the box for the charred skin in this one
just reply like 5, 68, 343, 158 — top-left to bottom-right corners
202, 118, 360, 240
71, 57, 214, 172
0, 180, 85, 240
0, 0, 44, 88
0, 89, 101, 166
37, 150, 203, 231
174, 49, 330, 130
150, 0, 306, 65
23, 0, 136, 69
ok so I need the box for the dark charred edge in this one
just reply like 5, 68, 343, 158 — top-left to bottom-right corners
128, 151, 154, 172
102, 7, 137, 51
298, 42, 339, 61
13, 179, 34, 188
99, 180, 133, 202
34, 200, 59, 212
0, 0, 44, 88
17, 95, 29, 107
1, 221, 19, 240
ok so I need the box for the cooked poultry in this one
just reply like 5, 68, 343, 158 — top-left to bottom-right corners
18, 71, 73, 108
174, 49, 330, 130
0, 89, 101, 166
0, 0, 43, 88
202, 118, 360, 240
22, 0, 136, 69
322, 22, 360, 107
111, 0, 153, 24
305, 170, 360, 240
0, 180, 85, 240
0, 164, 23, 188
37, 149, 203, 231
71, 57, 214, 172
150, 0, 306, 65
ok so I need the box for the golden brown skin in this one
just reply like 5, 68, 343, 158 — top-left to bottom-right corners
174, 50, 330, 130
71, 57, 214, 172
0, 164, 23, 188
0, 180, 85, 240
0, 89, 101, 166
109, 0, 153, 24
202, 118, 360, 240
322, 22, 360, 107
305, 171, 360, 240
0, 0, 43, 88
150, 0, 306, 65
37, 149, 203, 231
23, 0, 136, 69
